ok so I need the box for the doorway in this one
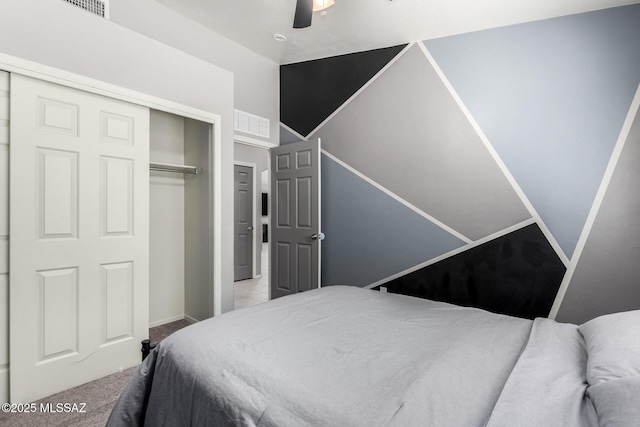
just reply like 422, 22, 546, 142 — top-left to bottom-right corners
234, 163, 255, 281
233, 144, 270, 310
150, 111, 214, 326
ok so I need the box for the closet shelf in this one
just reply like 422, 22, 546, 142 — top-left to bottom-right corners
149, 162, 200, 175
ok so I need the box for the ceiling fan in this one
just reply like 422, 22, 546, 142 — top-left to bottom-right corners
293, 0, 335, 28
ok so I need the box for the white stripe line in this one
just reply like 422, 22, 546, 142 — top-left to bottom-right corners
364, 218, 537, 289
548, 83, 640, 319
279, 122, 308, 142
417, 41, 570, 267
322, 149, 472, 244
306, 43, 414, 139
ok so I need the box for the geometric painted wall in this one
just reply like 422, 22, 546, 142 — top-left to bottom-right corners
313, 45, 531, 241
280, 4, 640, 322
425, 4, 640, 261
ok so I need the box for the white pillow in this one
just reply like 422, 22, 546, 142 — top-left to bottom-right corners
579, 310, 640, 385
588, 376, 640, 427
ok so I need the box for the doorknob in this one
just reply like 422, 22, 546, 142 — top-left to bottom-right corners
247, 226, 254, 231
310, 232, 325, 241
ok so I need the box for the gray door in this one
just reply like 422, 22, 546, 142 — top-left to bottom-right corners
270, 139, 321, 299
234, 165, 253, 281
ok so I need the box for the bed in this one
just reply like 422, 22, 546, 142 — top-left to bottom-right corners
107, 286, 640, 426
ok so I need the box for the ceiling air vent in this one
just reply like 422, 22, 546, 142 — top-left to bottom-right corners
62, 0, 110, 19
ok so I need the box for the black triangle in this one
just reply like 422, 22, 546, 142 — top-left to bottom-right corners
384, 224, 567, 319
280, 44, 407, 137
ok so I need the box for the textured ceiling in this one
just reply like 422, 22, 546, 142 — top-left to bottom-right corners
153, 0, 639, 64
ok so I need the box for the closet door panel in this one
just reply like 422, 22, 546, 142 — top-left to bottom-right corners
9, 74, 149, 403
100, 156, 133, 236
101, 112, 134, 145
101, 262, 133, 343
37, 148, 79, 239
37, 268, 79, 360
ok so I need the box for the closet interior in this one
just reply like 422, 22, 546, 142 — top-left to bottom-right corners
149, 109, 213, 327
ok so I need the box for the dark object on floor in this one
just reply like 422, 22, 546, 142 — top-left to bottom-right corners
143, 319, 192, 360
141, 339, 157, 361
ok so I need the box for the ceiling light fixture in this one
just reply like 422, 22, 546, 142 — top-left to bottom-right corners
313, 0, 335, 13
293, 0, 334, 28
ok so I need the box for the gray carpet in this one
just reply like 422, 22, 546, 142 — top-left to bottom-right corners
0, 319, 190, 427
149, 319, 191, 345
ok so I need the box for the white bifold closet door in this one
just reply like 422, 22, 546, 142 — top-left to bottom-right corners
9, 74, 149, 403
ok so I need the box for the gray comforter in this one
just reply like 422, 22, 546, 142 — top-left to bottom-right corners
107, 286, 599, 426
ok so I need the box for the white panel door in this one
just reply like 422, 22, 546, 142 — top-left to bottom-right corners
9, 74, 149, 403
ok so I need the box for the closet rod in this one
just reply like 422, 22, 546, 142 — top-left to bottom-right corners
149, 162, 200, 175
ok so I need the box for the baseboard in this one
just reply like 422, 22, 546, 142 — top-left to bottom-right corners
149, 315, 185, 328
183, 314, 200, 324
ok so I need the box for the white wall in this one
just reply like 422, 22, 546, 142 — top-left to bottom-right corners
109, 0, 280, 147
0, 71, 9, 402
149, 110, 185, 326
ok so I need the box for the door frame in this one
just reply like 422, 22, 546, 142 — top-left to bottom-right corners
234, 139, 273, 301
0, 52, 225, 316
233, 161, 257, 279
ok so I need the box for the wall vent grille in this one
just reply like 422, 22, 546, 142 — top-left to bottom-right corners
62, 0, 110, 19
234, 110, 270, 139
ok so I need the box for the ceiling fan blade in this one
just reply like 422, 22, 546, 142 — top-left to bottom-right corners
293, 0, 313, 28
